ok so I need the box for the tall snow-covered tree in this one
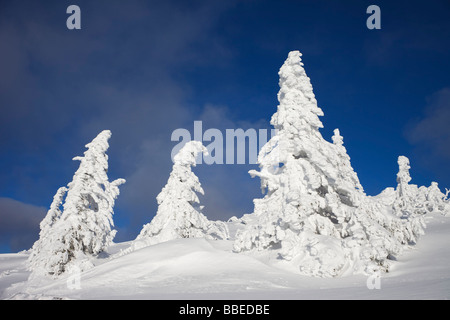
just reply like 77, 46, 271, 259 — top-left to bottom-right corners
28, 130, 125, 277
136, 141, 228, 247
233, 51, 421, 277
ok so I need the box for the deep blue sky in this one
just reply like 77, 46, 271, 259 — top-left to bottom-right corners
1, 0, 449, 253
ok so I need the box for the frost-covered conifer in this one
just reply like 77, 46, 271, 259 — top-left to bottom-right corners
425, 182, 450, 215
27, 187, 67, 272
332, 129, 364, 194
234, 51, 420, 277
393, 156, 418, 218
39, 187, 68, 238
388, 155, 449, 216
136, 141, 228, 246
28, 130, 125, 277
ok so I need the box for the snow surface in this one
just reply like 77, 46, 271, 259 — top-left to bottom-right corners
1, 212, 449, 300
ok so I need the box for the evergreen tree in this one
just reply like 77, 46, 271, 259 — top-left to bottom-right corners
39, 187, 68, 238
332, 129, 364, 194
391, 156, 450, 217
425, 182, 450, 215
27, 186, 67, 274
28, 130, 125, 277
233, 51, 420, 277
136, 141, 228, 246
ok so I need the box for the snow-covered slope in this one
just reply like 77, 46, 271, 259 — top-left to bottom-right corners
1, 213, 449, 300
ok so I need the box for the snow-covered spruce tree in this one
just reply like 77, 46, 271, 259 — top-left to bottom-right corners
332, 129, 364, 195
27, 186, 67, 272
393, 156, 418, 217
36, 187, 68, 240
27, 130, 125, 277
424, 182, 450, 215
392, 156, 449, 217
233, 51, 420, 277
136, 141, 228, 247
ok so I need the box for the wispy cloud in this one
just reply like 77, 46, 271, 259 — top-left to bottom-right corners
407, 88, 450, 159
406, 88, 450, 183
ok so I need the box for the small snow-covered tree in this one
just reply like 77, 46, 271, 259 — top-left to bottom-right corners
233, 51, 421, 277
27, 187, 67, 272
389, 156, 449, 217
392, 156, 418, 218
332, 129, 364, 194
423, 182, 450, 216
28, 130, 125, 277
136, 141, 228, 246
38, 187, 68, 238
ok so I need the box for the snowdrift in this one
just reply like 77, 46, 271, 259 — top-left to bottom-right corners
1, 213, 450, 300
